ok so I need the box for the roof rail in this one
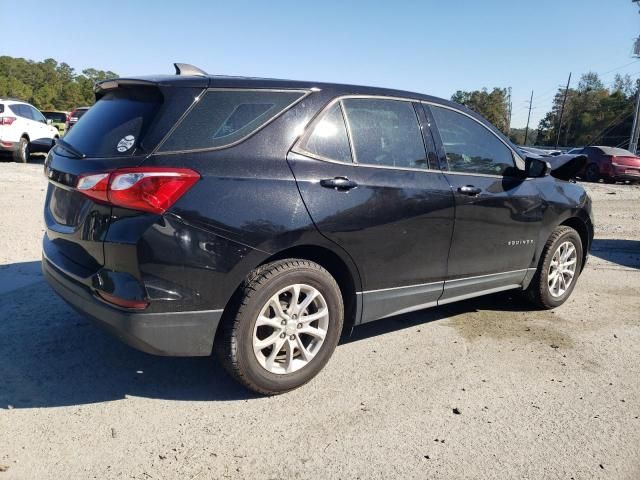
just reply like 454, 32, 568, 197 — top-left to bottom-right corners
173, 63, 208, 77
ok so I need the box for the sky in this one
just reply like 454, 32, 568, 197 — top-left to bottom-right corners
2, 0, 639, 128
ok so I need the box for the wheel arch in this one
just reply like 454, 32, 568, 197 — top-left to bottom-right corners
559, 216, 591, 272
258, 245, 361, 336
216, 244, 362, 345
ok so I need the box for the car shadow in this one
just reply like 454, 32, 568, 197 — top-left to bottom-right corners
590, 239, 640, 270
0, 260, 535, 409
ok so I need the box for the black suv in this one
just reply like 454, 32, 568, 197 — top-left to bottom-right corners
43, 63, 594, 394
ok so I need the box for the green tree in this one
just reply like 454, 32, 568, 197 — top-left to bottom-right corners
536, 72, 637, 148
451, 87, 510, 134
0, 55, 118, 111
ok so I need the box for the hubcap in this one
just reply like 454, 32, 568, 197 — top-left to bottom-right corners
547, 241, 577, 298
253, 284, 329, 374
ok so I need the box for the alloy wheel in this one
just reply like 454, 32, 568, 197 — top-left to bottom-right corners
253, 284, 329, 374
547, 241, 578, 298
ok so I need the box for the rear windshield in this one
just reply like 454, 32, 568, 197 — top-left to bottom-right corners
159, 89, 306, 152
44, 112, 67, 122
74, 109, 88, 118
62, 88, 162, 157
598, 146, 634, 156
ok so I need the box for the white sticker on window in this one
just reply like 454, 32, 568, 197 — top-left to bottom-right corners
117, 135, 135, 153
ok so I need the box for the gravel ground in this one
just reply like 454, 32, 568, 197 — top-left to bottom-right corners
0, 161, 639, 479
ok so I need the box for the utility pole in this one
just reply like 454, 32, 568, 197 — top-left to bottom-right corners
630, 88, 640, 153
630, 1, 640, 153
524, 90, 534, 145
555, 72, 572, 149
507, 87, 512, 136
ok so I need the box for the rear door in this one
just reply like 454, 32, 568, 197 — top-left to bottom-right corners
289, 96, 455, 323
425, 103, 544, 303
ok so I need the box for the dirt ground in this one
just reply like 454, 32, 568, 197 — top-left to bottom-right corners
0, 161, 639, 479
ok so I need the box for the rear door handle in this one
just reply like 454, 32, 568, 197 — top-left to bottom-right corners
458, 185, 482, 196
320, 177, 358, 191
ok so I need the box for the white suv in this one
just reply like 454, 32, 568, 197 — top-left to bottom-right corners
0, 99, 60, 162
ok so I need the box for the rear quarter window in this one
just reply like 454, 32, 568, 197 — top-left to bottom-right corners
0, 104, 4, 114
159, 89, 306, 152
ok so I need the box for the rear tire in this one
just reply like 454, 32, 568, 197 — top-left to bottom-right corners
215, 259, 344, 395
584, 163, 599, 182
12, 137, 29, 163
525, 226, 583, 309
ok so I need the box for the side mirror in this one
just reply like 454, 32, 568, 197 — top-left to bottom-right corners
525, 157, 550, 178
46, 119, 52, 125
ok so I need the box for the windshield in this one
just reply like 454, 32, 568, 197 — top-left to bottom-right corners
62, 88, 162, 157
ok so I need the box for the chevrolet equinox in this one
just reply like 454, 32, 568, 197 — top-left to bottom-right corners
42, 63, 594, 394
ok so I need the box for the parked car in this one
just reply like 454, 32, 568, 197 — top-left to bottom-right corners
578, 146, 640, 183
0, 98, 60, 162
566, 147, 584, 155
42, 110, 69, 136
42, 64, 594, 395
518, 146, 562, 157
65, 106, 90, 132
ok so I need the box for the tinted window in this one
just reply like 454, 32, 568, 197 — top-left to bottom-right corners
0, 104, 4, 114
341, 98, 427, 169
43, 112, 67, 123
10, 104, 28, 118
160, 90, 305, 152
297, 103, 352, 163
61, 88, 162, 157
74, 108, 88, 118
431, 105, 514, 175
29, 106, 46, 123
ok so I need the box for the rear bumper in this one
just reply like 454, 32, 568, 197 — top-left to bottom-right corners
42, 255, 222, 356
611, 165, 640, 181
0, 140, 19, 152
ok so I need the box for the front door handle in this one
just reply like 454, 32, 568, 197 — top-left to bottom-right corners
458, 185, 482, 196
320, 177, 358, 191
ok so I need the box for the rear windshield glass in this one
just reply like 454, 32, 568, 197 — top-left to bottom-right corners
61, 88, 162, 157
44, 112, 67, 122
159, 90, 306, 152
74, 109, 88, 118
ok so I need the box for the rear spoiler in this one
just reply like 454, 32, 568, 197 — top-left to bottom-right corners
95, 63, 210, 96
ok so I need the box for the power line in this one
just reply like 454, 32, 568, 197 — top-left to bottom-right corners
588, 108, 635, 146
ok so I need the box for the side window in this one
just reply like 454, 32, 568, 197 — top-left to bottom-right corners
29, 106, 46, 123
296, 103, 352, 163
430, 105, 515, 176
160, 90, 305, 151
341, 98, 427, 169
10, 105, 26, 118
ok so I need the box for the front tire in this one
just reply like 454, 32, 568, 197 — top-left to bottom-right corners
215, 259, 344, 395
584, 163, 600, 182
12, 137, 29, 163
525, 226, 583, 309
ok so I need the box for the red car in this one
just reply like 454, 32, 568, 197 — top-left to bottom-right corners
577, 146, 640, 183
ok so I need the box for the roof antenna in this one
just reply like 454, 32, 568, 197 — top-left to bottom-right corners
173, 63, 208, 77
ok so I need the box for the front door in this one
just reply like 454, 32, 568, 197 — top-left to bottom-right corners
425, 103, 544, 303
289, 97, 455, 322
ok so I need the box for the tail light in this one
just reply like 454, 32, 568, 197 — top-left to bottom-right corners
76, 167, 200, 214
0, 117, 16, 126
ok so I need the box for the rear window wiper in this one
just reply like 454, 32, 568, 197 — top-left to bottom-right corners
55, 138, 86, 159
